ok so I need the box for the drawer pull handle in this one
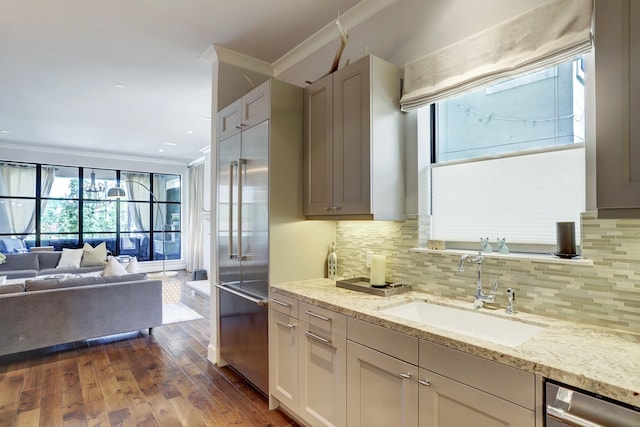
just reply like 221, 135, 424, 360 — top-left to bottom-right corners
305, 310, 331, 321
271, 299, 290, 308
305, 331, 331, 344
418, 379, 431, 386
285, 323, 296, 329
399, 373, 412, 379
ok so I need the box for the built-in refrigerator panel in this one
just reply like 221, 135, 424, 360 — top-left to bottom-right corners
217, 119, 270, 395
238, 121, 269, 297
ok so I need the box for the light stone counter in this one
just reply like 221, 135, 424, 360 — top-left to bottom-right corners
270, 278, 640, 408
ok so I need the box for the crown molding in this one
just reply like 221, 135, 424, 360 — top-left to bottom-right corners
0, 141, 188, 167
200, 44, 275, 77
272, 0, 400, 76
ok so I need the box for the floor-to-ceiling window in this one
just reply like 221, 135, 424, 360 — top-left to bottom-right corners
0, 161, 181, 261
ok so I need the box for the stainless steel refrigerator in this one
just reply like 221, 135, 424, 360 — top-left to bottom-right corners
216, 120, 270, 395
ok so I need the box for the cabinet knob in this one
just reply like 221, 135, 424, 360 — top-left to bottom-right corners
418, 379, 431, 387
399, 373, 412, 379
286, 323, 296, 329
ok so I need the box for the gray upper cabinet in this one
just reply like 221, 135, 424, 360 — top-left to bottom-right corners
303, 55, 404, 220
595, 0, 640, 218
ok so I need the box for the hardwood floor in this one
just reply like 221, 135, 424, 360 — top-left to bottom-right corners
0, 273, 300, 427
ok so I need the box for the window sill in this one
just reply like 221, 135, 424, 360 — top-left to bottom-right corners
409, 247, 594, 266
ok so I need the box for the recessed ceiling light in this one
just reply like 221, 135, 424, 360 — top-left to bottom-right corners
165, 142, 177, 146
187, 130, 193, 134
200, 116, 211, 121
115, 84, 125, 89
0, 130, 9, 134
159, 148, 165, 153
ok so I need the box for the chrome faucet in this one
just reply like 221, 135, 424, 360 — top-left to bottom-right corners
457, 252, 498, 308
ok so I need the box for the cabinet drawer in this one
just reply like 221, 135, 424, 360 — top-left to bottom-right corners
269, 293, 298, 317
299, 301, 346, 337
419, 340, 535, 410
347, 317, 418, 365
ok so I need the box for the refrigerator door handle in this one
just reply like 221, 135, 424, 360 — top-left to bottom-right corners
237, 158, 247, 260
228, 160, 238, 259
215, 283, 268, 306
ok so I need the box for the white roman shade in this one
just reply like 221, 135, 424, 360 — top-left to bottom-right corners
400, 0, 593, 111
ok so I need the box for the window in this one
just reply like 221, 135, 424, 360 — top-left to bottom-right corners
427, 57, 586, 252
0, 162, 181, 261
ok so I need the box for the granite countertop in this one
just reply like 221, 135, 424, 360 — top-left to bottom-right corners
270, 278, 640, 408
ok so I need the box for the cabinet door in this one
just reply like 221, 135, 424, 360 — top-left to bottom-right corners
269, 309, 299, 410
218, 99, 242, 141
595, 0, 640, 217
241, 82, 270, 129
303, 74, 334, 216
332, 56, 372, 216
299, 325, 346, 427
418, 368, 534, 427
347, 341, 418, 427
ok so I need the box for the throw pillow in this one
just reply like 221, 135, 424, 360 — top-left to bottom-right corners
126, 257, 141, 273
80, 242, 108, 267
102, 256, 129, 277
56, 248, 84, 269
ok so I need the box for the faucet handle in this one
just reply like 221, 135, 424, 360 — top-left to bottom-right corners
505, 287, 515, 314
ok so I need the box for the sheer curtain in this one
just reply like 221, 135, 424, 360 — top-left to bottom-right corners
186, 162, 205, 271
0, 164, 54, 237
123, 174, 149, 232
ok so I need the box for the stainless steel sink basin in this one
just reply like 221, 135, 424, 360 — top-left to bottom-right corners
379, 300, 546, 347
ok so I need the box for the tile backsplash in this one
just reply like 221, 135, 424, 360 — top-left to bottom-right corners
336, 212, 640, 333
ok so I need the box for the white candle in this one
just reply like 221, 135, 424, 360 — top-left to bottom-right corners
370, 255, 386, 286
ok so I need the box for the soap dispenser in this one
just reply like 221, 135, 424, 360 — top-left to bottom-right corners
327, 242, 338, 280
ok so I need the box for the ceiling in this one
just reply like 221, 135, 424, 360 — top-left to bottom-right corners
0, 0, 363, 163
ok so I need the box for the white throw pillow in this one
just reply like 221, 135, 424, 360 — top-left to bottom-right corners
126, 257, 141, 273
56, 248, 84, 269
102, 257, 129, 277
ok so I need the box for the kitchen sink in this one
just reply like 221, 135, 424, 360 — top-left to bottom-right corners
379, 300, 546, 347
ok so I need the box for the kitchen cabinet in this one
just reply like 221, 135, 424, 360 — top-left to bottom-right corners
345, 317, 537, 427
346, 318, 419, 427
595, 0, 640, 218
298, 303, 347, 427
418, 341, 536, 427
303, 55, 404, 220
269, 302, 299, 410
269, 296, 347, 427
217, 82, 270, 141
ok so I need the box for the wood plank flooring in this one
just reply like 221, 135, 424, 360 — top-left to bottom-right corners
0, 273, 300, 427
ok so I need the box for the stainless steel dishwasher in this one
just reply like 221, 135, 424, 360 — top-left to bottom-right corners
546, 380, 640, 427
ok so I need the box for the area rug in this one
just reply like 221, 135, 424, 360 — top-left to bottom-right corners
163, 303, 203, 325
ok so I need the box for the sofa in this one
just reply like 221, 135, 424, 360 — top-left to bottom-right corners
0, 237, 150, 261
0, 251, 105, 279
0, 273, 163, 356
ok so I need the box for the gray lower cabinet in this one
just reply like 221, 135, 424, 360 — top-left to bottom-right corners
269, 296, 347, 427
347, 340, 419, 427
595, 0, 640, 217
345, 317, 537, 427
418, 368, 534, 427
